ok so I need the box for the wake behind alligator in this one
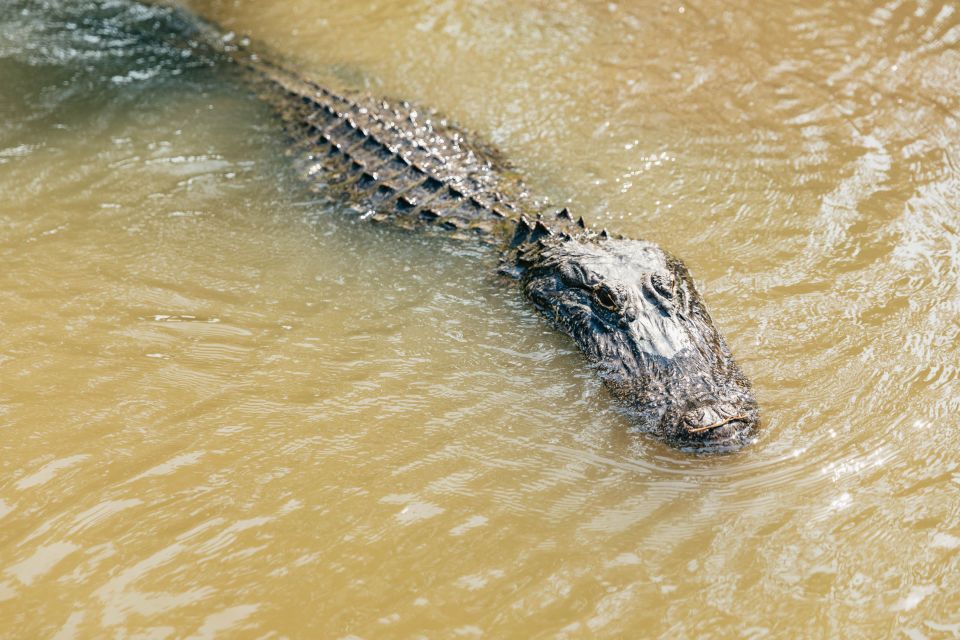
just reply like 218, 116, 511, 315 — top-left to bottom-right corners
150, 1, 760, 451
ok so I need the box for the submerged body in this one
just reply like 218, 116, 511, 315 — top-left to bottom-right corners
159, 2, 759, 450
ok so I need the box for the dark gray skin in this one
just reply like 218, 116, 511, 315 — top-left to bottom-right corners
143, 1, 760, 451
510, 217, 759, 449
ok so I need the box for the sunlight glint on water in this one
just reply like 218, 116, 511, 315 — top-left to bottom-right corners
1, 0, 959, 636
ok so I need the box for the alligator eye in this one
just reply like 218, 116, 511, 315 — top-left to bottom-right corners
592, 283, 620, 312
650, 273, 675, 299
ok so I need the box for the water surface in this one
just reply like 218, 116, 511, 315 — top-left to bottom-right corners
1, 0, 959, 637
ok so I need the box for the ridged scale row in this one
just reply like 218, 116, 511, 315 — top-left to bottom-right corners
241, 56, 529, 237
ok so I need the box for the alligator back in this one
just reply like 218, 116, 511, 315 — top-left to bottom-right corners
218, 45, 535, 240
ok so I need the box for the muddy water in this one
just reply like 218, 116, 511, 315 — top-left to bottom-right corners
1, 0, 959, 637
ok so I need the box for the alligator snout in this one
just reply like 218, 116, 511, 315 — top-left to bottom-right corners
679, 401, 757, 447
681, 403, 743, 433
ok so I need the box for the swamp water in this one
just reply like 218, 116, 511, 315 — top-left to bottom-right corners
1, 0, 959, 636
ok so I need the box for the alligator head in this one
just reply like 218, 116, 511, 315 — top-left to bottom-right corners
509, 213, 759, 452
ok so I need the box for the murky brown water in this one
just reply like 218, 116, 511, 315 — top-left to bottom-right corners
2, 0, 959, 637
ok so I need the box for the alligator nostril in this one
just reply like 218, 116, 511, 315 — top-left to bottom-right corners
682, 407, 704, 427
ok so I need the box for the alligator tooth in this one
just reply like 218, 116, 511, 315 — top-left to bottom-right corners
556, 207, 573, 221
576, 216, 586, 229
599, 229, 609, 239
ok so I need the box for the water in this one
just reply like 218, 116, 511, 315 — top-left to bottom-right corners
1, 0, 959, 636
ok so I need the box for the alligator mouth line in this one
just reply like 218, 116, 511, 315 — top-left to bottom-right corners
686, 414, 748, 434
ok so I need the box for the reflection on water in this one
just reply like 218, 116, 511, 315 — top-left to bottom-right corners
1, 0, 959, 636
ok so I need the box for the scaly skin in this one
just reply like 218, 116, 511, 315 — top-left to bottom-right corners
165, 2, 760, 451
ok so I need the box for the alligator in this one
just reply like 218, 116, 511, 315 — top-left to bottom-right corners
149, 2, 760, 451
